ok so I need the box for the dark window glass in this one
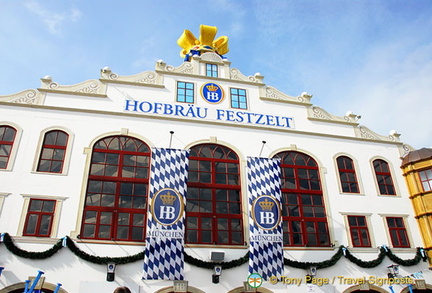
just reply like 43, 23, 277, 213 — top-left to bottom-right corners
348, 215, 371, 247
0, 126, 17, 169
277, 151, 330, 247
386, 217, 410, 248
81, 136, 150, 242
373, 159, 396, 195
337, 156, 359, 193
23, 199, 56, 237
37, 130, 68, 173
186, 144, 243, 245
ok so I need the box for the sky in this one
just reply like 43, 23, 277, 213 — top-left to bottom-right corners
1, 0, 431, 149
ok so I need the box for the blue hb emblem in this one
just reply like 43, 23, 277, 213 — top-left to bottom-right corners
252, 195, 281, 230
152, 188, 183, 226
201, 82, 224, 104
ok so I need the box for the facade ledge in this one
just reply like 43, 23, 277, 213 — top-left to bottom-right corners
10, 236, 60, 245
386, 247, 418, 253
308, 106, 359, 125
73, 238, 146, 246
260, 86, 312, 105
184, 244, 248, 249
338, 193, 366, 196
0, 89, 44, 105
100, 67, 164, 87
349, 247, 386, 253
282, 246, 335, 251
38, 76, 108, 98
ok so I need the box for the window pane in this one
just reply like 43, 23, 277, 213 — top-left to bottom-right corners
42, 201, 55, 212
25, 214, 38, 234
39, 215, 52, 235
29, 200, 43, 211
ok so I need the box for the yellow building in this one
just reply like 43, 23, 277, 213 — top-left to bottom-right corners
401, 148, 432, 264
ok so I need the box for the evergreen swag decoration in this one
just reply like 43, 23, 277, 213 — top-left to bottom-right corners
0, 233, 427, 270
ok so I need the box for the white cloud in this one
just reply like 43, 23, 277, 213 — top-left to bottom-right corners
331, 39, 432, 148
24, 0, 82, 35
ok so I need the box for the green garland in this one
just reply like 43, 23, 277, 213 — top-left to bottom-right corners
344, 246, 387, 268
284, 246, 344, 269
2, 233, 63, 259
184, 251, 249, 270
0, 233, 426, 271
64, 236, 145, 265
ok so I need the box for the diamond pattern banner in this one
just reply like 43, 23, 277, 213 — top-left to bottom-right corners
247, 157, 284, 280
143, 148, 189, 280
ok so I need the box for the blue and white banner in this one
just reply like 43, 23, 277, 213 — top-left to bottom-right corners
143, 148, 189, 280
247, 157, 284, 280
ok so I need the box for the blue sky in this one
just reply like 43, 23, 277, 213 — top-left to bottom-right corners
1, 0, 431, 149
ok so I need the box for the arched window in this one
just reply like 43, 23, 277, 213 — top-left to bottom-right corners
37, 130, 69, 173
276, 151, 330, 247
0, 125, 17, 169
186, 144, 243, 245
80, 136, 150, 241
373, 159, 396, 195
336, 156, 359, 193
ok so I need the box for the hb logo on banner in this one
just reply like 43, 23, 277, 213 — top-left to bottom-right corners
252, 196, 281, 230
152, 188, 183, 226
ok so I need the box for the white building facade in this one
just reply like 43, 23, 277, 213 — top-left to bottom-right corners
0, 26, 430, 293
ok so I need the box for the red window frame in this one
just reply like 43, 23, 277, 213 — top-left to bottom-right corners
277, 151, 330, 247
419, 169, 432, 192
80, 136, 150, 242
37, 130, 69, 173
373, 159, 396, 195
186, 144, 244, 245
0, 125, 17, 169
386, 217, 410, 248
23, 199, 56, 237
347, 215, 371, 247
337, 156, 359, 193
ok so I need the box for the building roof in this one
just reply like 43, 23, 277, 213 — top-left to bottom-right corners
401, 147, 432, 167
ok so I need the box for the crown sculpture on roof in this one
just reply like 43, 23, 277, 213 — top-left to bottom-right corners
177, 24, 229, 61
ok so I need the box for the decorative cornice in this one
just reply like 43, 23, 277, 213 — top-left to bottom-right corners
100, 67, 164, 87
200, 52, 225, 64
0, 89, 43, 105
162, 61, 195, 75
260, 86, 312, 105
230, 68, 264, 83
155, 54, 263, 84
38, 76, 107, 98
355, 125, 387, 140
308, 106, 358, 125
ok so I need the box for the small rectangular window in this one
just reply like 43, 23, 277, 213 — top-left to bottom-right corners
230, 88, 247, 109
419, 169, 432, 192
177, 81, 194, 103
386, 217, 410, 248
206, 64, 218, 77
347, 215, 371, 247
23, 199, 56, 237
